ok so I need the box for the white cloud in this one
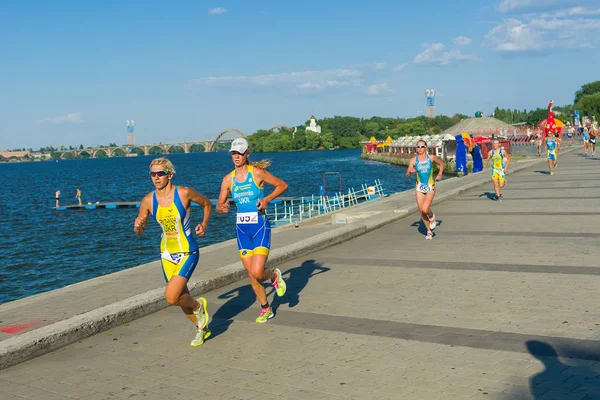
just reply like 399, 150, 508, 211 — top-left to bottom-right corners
392, 63, 408, 72
373, 62, 387, 70
453, 36, 472, 46
485, 17, 600, 51
413, 43, 478, 65
208, 7, 227, 15
190, 68, 363, 88
367, 83, 394, 96
535, 7, 600, 19
297, 81, 324, 89
37, 112, 83, 125
497, 0, 569, 13
325, 80, 354, 87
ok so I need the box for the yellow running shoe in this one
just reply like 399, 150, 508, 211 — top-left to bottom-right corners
194, 297, 209, 330
256, 307, 274, 324
272, 268, 286, 297
190, 329, 211, 347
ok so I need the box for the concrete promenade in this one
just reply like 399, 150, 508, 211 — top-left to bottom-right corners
2, 149, 600, 399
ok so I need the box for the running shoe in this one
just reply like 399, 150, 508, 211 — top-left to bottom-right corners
256, 307, 274, 323
190, 329, 211, 347
429, 213, 437, 230
425, 231, 433, 240
550, 171, 554, 175
272, 268, 286, 297
194, 297, 209, 330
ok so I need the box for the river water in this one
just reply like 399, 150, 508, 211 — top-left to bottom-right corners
0, 149, 414, 304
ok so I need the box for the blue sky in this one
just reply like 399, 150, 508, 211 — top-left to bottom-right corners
1, 0, 599, 149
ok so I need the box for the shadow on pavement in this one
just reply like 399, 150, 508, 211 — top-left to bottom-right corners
271, 260, 330, 312
479, 192, 498, 201
533, 170, 552, 175
411, 219, 443, 236
208, 259, 329, 338
507, 340, 600, 399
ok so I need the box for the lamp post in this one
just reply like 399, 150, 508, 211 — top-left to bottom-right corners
425, 89, 435, 119
126, 120, 135, 146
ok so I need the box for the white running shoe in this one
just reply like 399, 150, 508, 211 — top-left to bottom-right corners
426, 231, 433, 240
429, 214, 436, 230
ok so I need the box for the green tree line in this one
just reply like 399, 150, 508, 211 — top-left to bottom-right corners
247, 114, 469, 153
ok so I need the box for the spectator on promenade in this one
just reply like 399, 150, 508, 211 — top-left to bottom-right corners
405, 140, 444, 240
76, 188, 82, 205
484, 139, 511, 202
216, 138, 288, 323
55, 190, 60, 207
133, 157, 212, 347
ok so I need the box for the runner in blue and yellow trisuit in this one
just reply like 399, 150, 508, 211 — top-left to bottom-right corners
484, 139, 511, 202
544, 134, 558, 175
216, 138, 288, 323
134, 157, 212, 347
406, 140, 444, 240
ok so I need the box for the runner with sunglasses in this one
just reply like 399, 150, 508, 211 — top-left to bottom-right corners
405, 140, 444, 240
134, 157, 212, 346
216, 138, 288, 323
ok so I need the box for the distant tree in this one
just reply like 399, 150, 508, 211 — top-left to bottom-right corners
574, 81, 600, 104
320, 131, 334, 149
362, 121, 380, 138
575, 92, 600, 118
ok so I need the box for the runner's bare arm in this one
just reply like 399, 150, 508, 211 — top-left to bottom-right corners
432, 155, 445, 180
503, 152, 511, 172
216, 175, 231, 214
405, 157, 416, 178
180, 186, 211, 236
134, 194, 151, 235
484, 151, 492, 168
254, 168, 288, 210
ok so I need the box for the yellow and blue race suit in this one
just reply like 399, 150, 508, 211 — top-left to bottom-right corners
546, 138, 557, 161
415, 154, 435, 194
152, 187, 199, 282
490, 148, 505, 183
231, 166, 271, 258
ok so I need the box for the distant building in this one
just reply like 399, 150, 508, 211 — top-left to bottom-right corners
306, 115, 321, 134
30, 152, 51, 160
0, 150, 30, 159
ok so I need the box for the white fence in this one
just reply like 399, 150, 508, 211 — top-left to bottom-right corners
267, 180, 385, 226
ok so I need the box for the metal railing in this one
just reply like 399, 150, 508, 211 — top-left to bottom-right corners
266, 179, 385, 226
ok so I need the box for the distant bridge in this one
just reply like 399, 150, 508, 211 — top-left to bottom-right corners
54, 129, 246, 159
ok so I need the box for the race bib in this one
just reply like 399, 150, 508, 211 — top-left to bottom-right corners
237, 212, 258, 224
417, 183, 432, 194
